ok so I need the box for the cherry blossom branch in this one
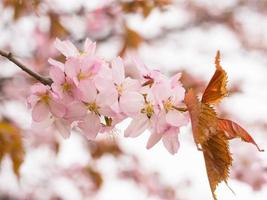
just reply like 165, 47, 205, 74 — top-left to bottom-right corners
0, 50, 52, 86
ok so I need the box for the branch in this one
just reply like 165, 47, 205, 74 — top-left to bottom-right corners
0, 50, 52, 86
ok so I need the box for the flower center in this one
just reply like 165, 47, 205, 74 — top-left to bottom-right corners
163, 98, 173, 112
141, 103, 154, 118
79, 51, 86, 56
86, 102, 99, 114
41, 95, 50, 103
78, 71, 92, 80
116, 84, 124, 95
62, 82, 72, 92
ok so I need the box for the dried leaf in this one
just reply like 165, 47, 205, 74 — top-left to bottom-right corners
121, 0, 153, 18
185, 89, 218, 145
202, 132, 232, 200
89, 140, 122, 159
49, 12, 69, 38
3, 0, 40, 20
217, 118, 263, 152
184, 52, 233, 199
0, 121, 24, 177
85, 166, 103, 189
180, 70, 206, 93
202, 51, 228, 105
119, 26, 143, 56
155, 0, 172, 7
185, 51, 263, 199
125, 26, 143, 49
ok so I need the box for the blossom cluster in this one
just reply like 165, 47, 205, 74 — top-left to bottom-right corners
27, 39, 189, 154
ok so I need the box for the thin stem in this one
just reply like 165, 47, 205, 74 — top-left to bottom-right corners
0, 50, 52, 86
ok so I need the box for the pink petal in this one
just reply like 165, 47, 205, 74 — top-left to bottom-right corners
27, 95, 39, 107
80, 56, 100, 73
166, 110, 189, 127
146, 132, 162, 149
124, 114, 149, 137
48, 99, 66, 118
172, 85, 185, 103
112, 57, 125, 85
31, 83, 49, 94
152, 82, 172, 105
48, 58, 65, 71
78, 81, 97, 102
32, 101, 50, 122
96, 63, 112, 79
65, 58, 80, 79
120, 92, 143, 116
78, 114, 101, 140
96, 87, 118, 107
64, 101, 87, 121
170, 72, 182, 88
49, 66, 65, 84
83, 38, 96, 55
123, 77, 140, 91
51, 84, 63, 97
132, 56, 149, 77
54, 38, 79, 57
162, 130, 180, 155
54, 119, 71, 139
94, 75, 113, 92
110, 101, 121, 113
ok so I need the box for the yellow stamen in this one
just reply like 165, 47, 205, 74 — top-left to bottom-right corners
62, 82, 71, 92
41, 95, 50, 103
86, 102, 99, 114
79, 51, 86, 56
78, 72, 92, 80
116, 84, 124, 95
141, 102, 154, 118
163, 99, 174, 112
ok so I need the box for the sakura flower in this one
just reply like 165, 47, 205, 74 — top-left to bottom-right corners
78, 114, 101, 140
131, 57, 167, 87
75, 81, 119, 139
64, 56, 104, 86
28, 83, 66, 122
53, 118, 71, 139
146, 112, 181, 155
49, 66, 79, 103
114, 57, 140, 92
26, 38, 190, 155
51, 38, 102, 86
121, 71, 188, 154
96, 57, 140, 113
152, 75, 188, 128
54, 38, 96, 58
121, 91, 157, 137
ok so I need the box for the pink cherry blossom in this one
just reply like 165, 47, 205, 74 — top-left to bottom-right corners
27, 39, 189, 154
28, 83, 66, 122
64, 56, 104, 86
49, 66, 79, 103
54, 38, 96, 58
122, 92, 157, 138
96, 57, 140, 113
147, 112, 181, 154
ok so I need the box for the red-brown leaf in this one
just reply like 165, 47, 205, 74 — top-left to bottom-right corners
0, 121, 25, 177
201, 51, 228, 105
217, 118, 264, 152
202, 131, 233, 200
185, 89, 218, 145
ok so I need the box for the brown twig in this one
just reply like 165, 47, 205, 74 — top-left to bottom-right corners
0, 50, 52, 86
